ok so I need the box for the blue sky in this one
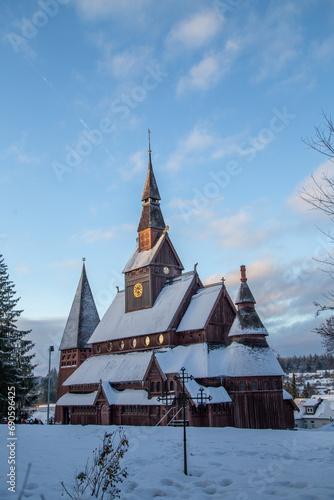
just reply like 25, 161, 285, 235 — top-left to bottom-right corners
1, 0, 334, 375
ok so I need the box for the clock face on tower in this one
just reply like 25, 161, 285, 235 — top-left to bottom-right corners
133, 283, 143, 298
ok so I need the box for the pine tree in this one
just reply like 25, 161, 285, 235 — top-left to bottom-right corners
291, 373, 299, 398
0, 254, 37, 419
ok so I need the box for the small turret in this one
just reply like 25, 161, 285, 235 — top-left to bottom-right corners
228, 265, 268, 343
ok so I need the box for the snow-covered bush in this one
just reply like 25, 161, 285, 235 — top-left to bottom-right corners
61, 428, 128, 499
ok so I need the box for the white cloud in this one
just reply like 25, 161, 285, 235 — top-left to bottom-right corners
5, 132, 40, 165
167, 10, 222, 49
15, 266, 31, 275
120, 150, 147, 180
73, 228, 117, 243
286, 159, 334, 214
49, 260, 78, 269
72, 224, 134, 244
164, 127, 216, 172
74, 0, 147, 19
176, 41, 239, 94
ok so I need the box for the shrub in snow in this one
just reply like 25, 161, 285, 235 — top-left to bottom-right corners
61, 429, 128, 499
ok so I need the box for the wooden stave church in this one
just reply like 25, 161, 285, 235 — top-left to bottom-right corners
55, 140, 296, 429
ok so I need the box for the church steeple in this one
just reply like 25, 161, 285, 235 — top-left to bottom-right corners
59, 259, 100, 350
137, 130, 165, 251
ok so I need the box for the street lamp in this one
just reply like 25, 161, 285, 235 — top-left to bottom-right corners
47, 346, 54, 425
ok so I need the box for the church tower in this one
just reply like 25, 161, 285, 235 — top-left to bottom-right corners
55, 260, 100, 404
124, 131, 184, 313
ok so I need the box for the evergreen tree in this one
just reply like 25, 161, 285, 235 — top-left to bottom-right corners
291, 373, 299, 398
37, 368, 58, 404
0, 254, 37, 419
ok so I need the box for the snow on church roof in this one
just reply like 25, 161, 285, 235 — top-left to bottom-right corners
185, 379, 232, 405
156, 342, 284, 378
88, 273, 195, 343
102, 383, 163, 406
217, 342, 285, 377
56, 391, 98, 406
228, 308, 268, 337
63, 351, 153, 386
123, 233, 165, 273
176, 284, 222, 332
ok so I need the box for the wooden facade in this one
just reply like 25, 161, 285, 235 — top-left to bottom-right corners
55, 145, 295, 430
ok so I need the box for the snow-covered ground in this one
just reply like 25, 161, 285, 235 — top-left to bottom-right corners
1, 424, 333, 499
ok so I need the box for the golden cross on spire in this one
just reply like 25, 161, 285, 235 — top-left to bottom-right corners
82, 257, 86, 262
148, 129, 151, 153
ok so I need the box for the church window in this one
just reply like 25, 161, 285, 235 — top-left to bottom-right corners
119, 340, 125, 350
230, 381, 235, 391
108, 342, 113, 351
144, 336, 150, 346
97, 344, 101, 353
273, 380, 278, 390
157, 381, 161, 392
170, 380, 174, 391
157, 334, 164, 344
251, 381, 258, 391
151, 381, 155, 392
240, 381, 246, 391
131, 338, 137, 348
263, 380, 269, 390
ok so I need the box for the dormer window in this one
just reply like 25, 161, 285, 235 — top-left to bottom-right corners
306, 407, 314, 414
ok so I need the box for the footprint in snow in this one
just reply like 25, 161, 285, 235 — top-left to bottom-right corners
220, 478, 233, 487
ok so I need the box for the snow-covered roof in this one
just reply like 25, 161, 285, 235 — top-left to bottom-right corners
123, 233, 165, 273
176, 284, 222, 332
185, 379, 232, 405
235, 281, 256, 305
304, 398, 321, 407
228, 307, 268, 338
218, 342, 285, 377
282, 389, 293, 400
296, 398, 334, 419
88, 273, 195, 343
156, 342, 285, 378
56, 391, 98, 406
102, 383, 163, 406
63, 351, 153, 386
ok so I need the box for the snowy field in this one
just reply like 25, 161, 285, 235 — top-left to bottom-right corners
1, 424, 333, 500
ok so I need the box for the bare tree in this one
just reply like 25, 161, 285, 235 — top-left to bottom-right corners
301, 111, 334, 353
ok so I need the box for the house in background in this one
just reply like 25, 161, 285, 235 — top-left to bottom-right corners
55, 138, 295, 429
295, 396, 334, 429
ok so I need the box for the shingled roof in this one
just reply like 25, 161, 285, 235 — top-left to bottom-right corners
59, 262, 100, 350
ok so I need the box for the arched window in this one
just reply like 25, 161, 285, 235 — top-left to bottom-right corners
239, 381, 246, 391
273, 380, 278, 390
251, 380, 258, 391
157, 381, 161, 392
151, 381, 155, 392
263, 380, 269, 390
170, 380, 174, 391
230, 381, 235, 391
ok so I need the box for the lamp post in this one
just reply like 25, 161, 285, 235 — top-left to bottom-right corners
47, 346, 54, 425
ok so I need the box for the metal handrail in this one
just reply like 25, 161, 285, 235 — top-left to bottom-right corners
155, 405, 176, 427
167, 407, 183, 426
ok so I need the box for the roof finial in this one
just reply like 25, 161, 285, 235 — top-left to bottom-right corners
82, 257, 86, 262
240, 265, 247, 282
148, 129, 151, 153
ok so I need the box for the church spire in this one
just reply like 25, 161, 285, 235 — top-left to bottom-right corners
141, 130, 161, 202
137, 130, 165, 250
59, 260, 100, 350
